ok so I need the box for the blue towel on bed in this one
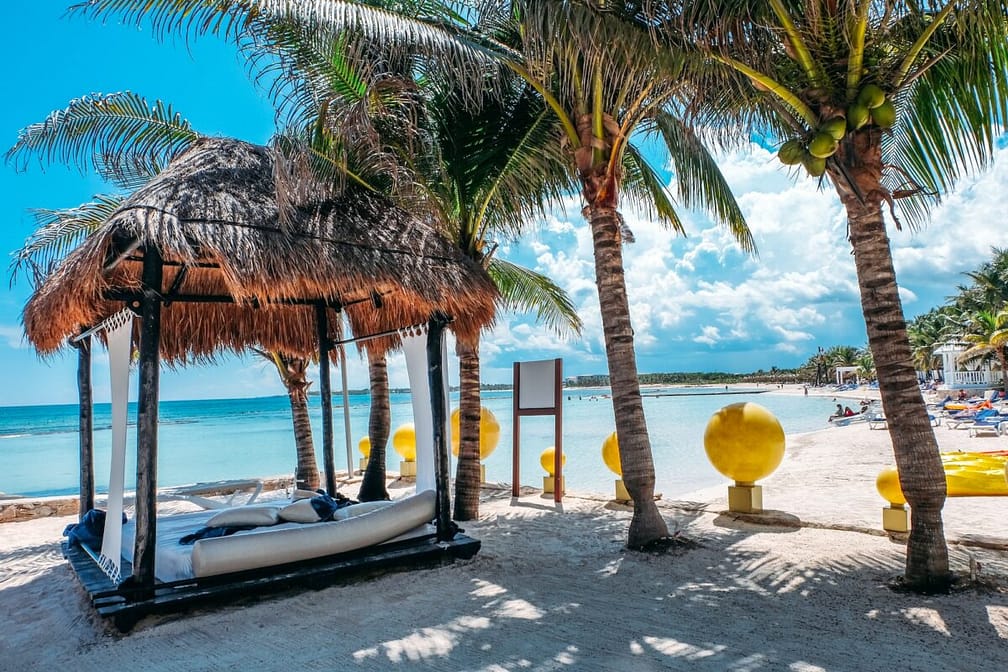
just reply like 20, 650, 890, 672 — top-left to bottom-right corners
310, 490, 357, 521
63, 509, 127, 548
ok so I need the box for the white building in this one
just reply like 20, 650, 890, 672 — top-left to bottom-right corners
932, 341, 1003, 391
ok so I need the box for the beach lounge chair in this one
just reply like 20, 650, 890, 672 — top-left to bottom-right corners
946, 409, 984, 430
867, 412, 940, 430
158, 479, 263, 510
968, 414, 1006, 438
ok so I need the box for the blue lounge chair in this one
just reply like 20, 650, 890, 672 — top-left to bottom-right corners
968, 412, 1007, 437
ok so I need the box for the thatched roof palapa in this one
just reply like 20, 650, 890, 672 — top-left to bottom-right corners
23, 137, 497, 361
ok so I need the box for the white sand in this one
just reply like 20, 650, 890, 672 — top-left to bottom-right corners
2, 413, 1007, 671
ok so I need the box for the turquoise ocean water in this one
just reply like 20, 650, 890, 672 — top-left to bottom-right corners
0, 388, 840, 499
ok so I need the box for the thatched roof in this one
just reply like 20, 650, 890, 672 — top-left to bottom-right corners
23, 137, 497, 362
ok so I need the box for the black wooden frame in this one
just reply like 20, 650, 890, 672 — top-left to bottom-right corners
69, 249, 468, 629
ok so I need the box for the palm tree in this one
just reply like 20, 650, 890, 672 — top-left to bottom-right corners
675, 0, 1008, 590
855, 349, 875, 384
960, 247, 1008, 314
825, 344, 861, 383
240, 13, 583, 516
469, 1, 754, 546
422, 72, 582, 519
72, 0, 755, 550
251, 349, 321, 490
907, 308, 955, 379
958, 310, 1008, 392
358, 346, 391, 501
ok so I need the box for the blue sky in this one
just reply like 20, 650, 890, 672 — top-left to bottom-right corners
2, 2, 1008, 407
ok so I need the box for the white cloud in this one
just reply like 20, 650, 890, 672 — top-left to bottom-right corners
476, 138, 1008, 380
693, 326, 721, 345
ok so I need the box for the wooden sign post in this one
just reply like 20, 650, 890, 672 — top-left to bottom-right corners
512, 358, 563, 502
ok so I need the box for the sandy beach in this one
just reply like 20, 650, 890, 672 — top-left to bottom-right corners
2, 399, 1007, 671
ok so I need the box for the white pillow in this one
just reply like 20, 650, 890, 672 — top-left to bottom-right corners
333, 500, 395, 521
206, 505, 282, 528
279, 499, 322, 523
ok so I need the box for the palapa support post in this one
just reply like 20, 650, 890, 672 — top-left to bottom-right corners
133, 247, 162, 596
74, 336, 95, 520
316, 303, 336, 495
426, 314, 453, 542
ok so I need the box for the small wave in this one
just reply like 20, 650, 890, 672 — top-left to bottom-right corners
0, 427, 78, 438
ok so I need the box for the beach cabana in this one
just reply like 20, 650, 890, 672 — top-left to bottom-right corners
22, 137, 497, 629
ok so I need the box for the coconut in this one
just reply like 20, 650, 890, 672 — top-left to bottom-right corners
846, 103, 870, 131
857, 84, 886, 109
777, 139, 805, 165
807, 132, 839, 158
821, 117, 847, 141
870, 98, 897, 128
802, 153, 827, 177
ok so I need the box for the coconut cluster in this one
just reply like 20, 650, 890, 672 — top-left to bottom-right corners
777, 84, 896, 177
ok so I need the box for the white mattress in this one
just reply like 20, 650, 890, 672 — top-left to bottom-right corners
119, 495, 436, 583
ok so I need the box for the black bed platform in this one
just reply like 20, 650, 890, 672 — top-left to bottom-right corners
64, 532, 480, 632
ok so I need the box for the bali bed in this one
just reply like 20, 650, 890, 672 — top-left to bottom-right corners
64, 490, 479, 630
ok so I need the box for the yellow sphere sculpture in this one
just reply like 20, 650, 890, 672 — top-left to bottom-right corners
450, 407, 502, 459
601, 432, 622, 476
875, 467, 906, 506
358, 436, 371, 458
703, 402, 785, 483
540, 446, 566, 475
392, 423, 416, 461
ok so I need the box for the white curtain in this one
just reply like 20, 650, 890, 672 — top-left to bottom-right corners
98, 311, 133, 583
401, 328, 450, 493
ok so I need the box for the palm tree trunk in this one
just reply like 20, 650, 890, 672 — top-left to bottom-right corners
587, 203, 669, 548
830, 140, 951, 590
289, 386, 320, 491
453, 337, 482, 520
358, 349, 390, 501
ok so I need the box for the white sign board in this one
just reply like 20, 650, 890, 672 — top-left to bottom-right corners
517, 359, 558, 409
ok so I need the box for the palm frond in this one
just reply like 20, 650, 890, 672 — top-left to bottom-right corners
9, 194, 123, 287
430, 77, 574, 245
647, 110, 755, 254
487, 257, 582, 338
5, 92, 198, 179
620, 143, 684, 234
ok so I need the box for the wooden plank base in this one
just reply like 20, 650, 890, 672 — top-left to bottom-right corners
64, 533, 480, 632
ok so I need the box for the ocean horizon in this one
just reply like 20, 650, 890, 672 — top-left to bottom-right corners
0, 387, 840, 500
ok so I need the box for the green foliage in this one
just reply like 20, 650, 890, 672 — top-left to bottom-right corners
9, 194, 123, 287
487, 258, 582, 338
6, 92, 198, 185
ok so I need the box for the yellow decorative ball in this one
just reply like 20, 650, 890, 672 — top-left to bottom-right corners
392, 423, 416, 461
876, 467, 906, 506
703, 402, 785, 483
450, 407, 502, 460
358, 436, 371, 458
540, 446, 566, 475
601, 432, 622, 476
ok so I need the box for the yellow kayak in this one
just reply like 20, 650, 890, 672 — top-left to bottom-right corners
876, 451, 1008, 505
